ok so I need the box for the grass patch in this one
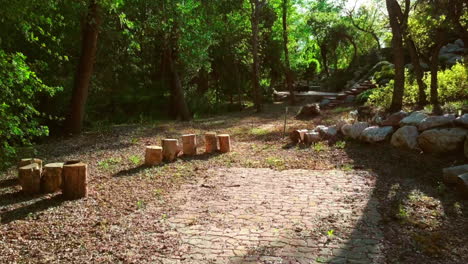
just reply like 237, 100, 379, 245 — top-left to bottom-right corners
265, 157, 285, 169
129, 155, 142, 165
98, 157, 122, 170
334, 140, 346, 149
312, 142, 328, 152
249, 127, 271, 136
330, 106, 353, 114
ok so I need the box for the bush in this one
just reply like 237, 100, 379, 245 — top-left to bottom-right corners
367, 62, 467, 110
0, 50, 61, 168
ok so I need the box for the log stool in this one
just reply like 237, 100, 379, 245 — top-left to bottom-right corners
290, 129, 308, 143
162, 139, 180, 162
145, 146, 163, 166
42, 163, 64, 193
18, 158, 42, 169
18, 163, 42, 195
217, 134, 231, 153
62, 161, 87, 200
182, 134, 197, 156
205, 132, 218, 153
303, 132, 321, 145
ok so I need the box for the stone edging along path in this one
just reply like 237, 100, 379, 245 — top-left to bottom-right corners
156, 168, 384, 264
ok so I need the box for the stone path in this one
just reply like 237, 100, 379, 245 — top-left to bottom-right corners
158, 168, 384, 264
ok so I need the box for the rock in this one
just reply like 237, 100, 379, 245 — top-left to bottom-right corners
443, 165, 468, 184
335, 120, 348, 132
418, 128, 467, 153
418, 114, 455, 131
465, 137, 468, 159
456, 173, 468, 198
341, 122, 369, 139
315, 125, 338, 139
391, 126, 419, 150
320, 99, 331, 106
455, 114, 468, 128
345, 95, 355, 103
399, 111, 428, 126
360, 126, 394, 143
296, 104, 320, 119
381, 111, 408, 126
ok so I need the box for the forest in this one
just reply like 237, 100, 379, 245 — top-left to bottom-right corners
1, 0, 468, 263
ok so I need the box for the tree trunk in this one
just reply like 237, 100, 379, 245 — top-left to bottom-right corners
406, 37, 428, 109
145, 146, 163, 166
205, 132, 218, 153
165, 48, 191, 121
320, 44, 329, 77
217, 134, 231, 153
429, 43, 443, 115
386, 0, 405, 112
282, 0, 295, 105
42, 163, 64, 193
250, 0, 262, 112
182, 134, 197, 156
18, 163, 42, 195
62, 161, 88, 200
66, 0, 101, 134
162, 139, 180, 162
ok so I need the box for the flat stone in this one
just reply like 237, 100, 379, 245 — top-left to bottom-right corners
341, 122, 369, 139
400, 111, 428, 126
381, 111, 408, 126
418, 114, 456, 131
443, 165, 468, 184
455, 114, 468, 128
360, 126, 394, 143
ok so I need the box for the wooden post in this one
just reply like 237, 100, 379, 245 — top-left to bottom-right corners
42, 163, 64, 193
18, 163, 42, 195
62, 161, 88, 200
145, 146, 163, 166
290, 129, 308, 143
182, 134, 197, 156
205, 132, 218, 153
18, 158, 42, 169
162, 139, 180, 162
217, 134, 231, 153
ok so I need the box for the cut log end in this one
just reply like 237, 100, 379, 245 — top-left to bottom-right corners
162, 139, 180, 162
18, 163, 42, 195
217, 134, 231, 153
145, 146, 163, 166
62, 161, 88, 200
182, 134, 197, 156
18, 158, 42, 169
205, 132, 218, 153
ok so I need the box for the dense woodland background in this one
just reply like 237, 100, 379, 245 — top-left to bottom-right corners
1, 0, 467, 168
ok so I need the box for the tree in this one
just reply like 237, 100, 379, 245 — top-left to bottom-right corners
347, 4, 383, 51
250, 0, 264, 112
386, 0, 410, 112
282, 0, 295, 105
67, 0, 102, 134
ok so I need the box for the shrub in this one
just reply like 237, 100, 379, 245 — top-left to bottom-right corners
0, 50, 61, 168
367, 62, 467, 110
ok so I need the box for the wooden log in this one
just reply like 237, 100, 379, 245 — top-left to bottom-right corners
18, 163, 42, 195
18, 158, 42, 169
41, 163, 64, 193
182, 134, 197, 156
162, 139, 180, 162
205, 132, 218, 153
145, 146, 163, 166
217, 134, 231, 153
290, 129, 308, 143
303, 132, 321, 145
62, 161, 87, 200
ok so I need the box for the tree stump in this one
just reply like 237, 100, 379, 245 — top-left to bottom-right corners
162, 139, 180, 162
62, 161, 88, 200
18, 163, 42, 195
217, 134, 231, 153
41, 163, 64, 193
290, 129, 308, 143
205, 132, 218, 153
18, 158, 42, 169
145, 146, 163, 166
182, 134, 197, 155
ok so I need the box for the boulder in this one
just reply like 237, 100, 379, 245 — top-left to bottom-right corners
457, 173, 468, 198
465, 137, 468, 159
391, 126, 419, 150
443, 165, 468, 184
418, 114, 455, 131
341, 122, 369, 139
381, 111, 408, 126
296, 104, 320, 119
418, 128, 467, 153
455, 114, 468, 128
335, 120, 348, 132
399, 111, 428, 126
315, 125, 338, 139
360, 126, 394, 143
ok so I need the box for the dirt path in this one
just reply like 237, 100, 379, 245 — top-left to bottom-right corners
156, 168, 384, 264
